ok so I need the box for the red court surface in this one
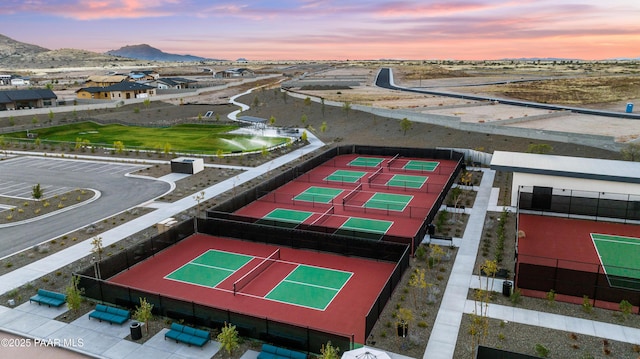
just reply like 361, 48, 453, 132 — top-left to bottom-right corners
517, 214, 640, 266
516, 214, 640, 309
234, 153, 459, 240
109, 234, 396, 343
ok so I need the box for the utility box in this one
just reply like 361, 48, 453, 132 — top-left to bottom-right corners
626, 103, 634, 113
171, 157, 204, 174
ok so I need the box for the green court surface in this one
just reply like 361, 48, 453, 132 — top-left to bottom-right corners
324, 170, 368, 183
293, 186, 343, 204
258, 208, 315, 228
591, 233, 640, 290
364, 192, 413, 211
166, 250, 253, 288
348, 157, 384, 167
334, 217, 393, 240
266, 265, 352, 310
386, 174, 428, 189
403, 160, 439, 171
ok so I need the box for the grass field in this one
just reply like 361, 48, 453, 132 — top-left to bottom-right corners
7, 122, 290, 154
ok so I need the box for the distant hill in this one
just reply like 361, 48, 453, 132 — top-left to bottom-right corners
107, 44, 219, 62
0, 34, 144, 69
0, 34, 49, 59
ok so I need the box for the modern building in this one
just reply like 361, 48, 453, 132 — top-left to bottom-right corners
76, 82, 156, 100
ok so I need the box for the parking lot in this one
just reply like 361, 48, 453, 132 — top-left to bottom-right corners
0, 156, 170, 257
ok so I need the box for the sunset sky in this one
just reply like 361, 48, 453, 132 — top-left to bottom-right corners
2, 0, 639, 61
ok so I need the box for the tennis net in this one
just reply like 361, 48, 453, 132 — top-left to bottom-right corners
233, 249, 280, 295
386, 153, 400, 168
367, 166, 384, 184
309, 206, 335, 227
341, 183, 363, 206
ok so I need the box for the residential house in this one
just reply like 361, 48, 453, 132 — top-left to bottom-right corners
128, 70, 160, 82
76, 82, 156, 100
0, 89, 57, 110
84, 75, 128, 87
214, 68, 255, 78
152, 77, 197, 90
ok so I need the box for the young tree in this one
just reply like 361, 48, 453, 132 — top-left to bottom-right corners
65, 275, 84, 312
408, 268, 427, 307
342, 101, 351, 117
217, 322, 240, 356
400, 117, 413, 135
133, 297, 154, 334
300, 113, 308, 126
143, 98, 151, 109
48, 110, 54, 123
269, 115, 276, 126
32, 183, 44, 201
301, 131, 308, 142
193, 191, 205, 217
320, 121, 327, 133
163, 142, 172, 157
91, 236, 103, 262
304, 96, 312, 106
320, 341, 340, 359
113, 140, 125, 153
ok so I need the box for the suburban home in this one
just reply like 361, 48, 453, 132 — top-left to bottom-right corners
152, 77, 197, 89
76, 82, 156, 100
0, 89, 57, 110
214, 68, 255, 78
84, 75, 128, 87
9, 76, 30, 86
0, 75, 12, 85
128, 70, 160, 82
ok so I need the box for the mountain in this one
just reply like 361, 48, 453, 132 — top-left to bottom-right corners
0, 34, 145, 69
0, 34, 49, 59
106, 44, 216, 62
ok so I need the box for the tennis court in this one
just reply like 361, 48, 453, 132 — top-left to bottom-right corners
385, 174, 428, 189
363, 192, 413, 211
591, 233, 640, 290
348, 157, 384, 167
403, 160, 439, 171
166, 249, 252, 288
165, 248, 351, 311
335, 217, 393, 240
259, 208, 314, 228
324, 170, 368, 183
294, 186, 343, 204
266, 265, 352, 310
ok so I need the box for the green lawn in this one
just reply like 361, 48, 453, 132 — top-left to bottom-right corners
7, 122, 289, 154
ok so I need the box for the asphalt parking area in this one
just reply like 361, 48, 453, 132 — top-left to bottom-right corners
0, 156, 170, 257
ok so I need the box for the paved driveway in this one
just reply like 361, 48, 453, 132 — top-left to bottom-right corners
0, 156, 171, 258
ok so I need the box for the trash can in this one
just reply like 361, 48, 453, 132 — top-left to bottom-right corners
626, 103, 634, 113
130, 322, 142, 340
502, 280, 513, 297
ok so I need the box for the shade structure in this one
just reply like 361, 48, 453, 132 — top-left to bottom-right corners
342, 347, 392, 359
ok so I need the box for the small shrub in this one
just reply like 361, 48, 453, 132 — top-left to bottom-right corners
497, 333, 505, 341
546, 289, 556, 306
619, 299, 632, 317
535, 343, 550, 358
510, 287, 522, 305
582, 295, 593, 313
417, 321, 428, 328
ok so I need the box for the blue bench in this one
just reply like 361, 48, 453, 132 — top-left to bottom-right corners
29, 289, 67, 307
88, 304, 130, 325
164, 323, 210, 347
258, 344, 307, 359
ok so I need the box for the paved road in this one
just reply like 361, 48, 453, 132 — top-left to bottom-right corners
0, 156, 170, 258
376, 67, 640, 120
